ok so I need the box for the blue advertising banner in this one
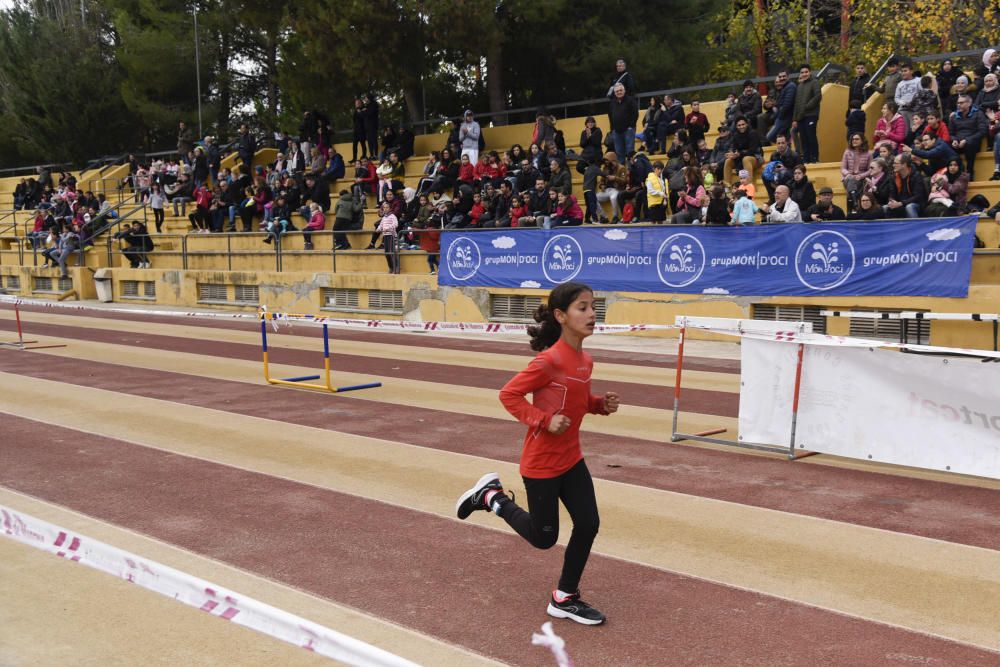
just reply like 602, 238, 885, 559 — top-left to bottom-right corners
438, 217, 979, 297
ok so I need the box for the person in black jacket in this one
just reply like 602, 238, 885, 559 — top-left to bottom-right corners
361, 93, 380, 159
805, 187, 846, 221
579, 117, 604, 165
949, 95, 989, 180
608, 84, 638, 163
788, 164, 816, 211
886, 153, 926, 218
724, 116, 763, 184
115, 222, 155, 268
607, 59, 636, 97
352, 97, 366, 160
236, 124, 256, 170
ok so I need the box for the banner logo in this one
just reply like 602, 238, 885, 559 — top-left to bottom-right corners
795, 230, 855, 290
657, 233, 706, 287
542, 234, 583, 283
446, 237, 481, 281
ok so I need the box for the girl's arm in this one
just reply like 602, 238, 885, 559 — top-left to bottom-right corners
499, 356, 556, 430
588, 391, 618, 415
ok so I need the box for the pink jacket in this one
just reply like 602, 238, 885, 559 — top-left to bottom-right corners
874, 114, 905, 148
840, 148, 872, 178
305, 210, 325, 231
677, 184, 706, 211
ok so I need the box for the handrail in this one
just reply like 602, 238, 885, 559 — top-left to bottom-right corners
866, 53, 898, 93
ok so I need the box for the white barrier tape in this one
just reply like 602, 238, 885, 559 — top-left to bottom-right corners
0, 295, 676, 335
531, 622, 573, 667
823, 309, 1000, 322
0, 504, 418, 667
688, 325, 1000, 360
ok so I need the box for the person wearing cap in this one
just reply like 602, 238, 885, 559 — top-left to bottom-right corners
738, 80, 763, 118
460, 109, 482, 165
805, 186, 846, 222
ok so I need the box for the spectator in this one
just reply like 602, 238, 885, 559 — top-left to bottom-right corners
41, 225, 80, 277
945, 76, 973, 119
768, 70, 796, 143
263, 195, 294, 245
532, 112, 557, 151
866, 157, 893, 207
906, 133, 958, 176
237, 123, 257, 169
937, 59, 960, 113
361, 93, 380, 159
115, 222, 155, 269
760, 184, 802, 223
177, 121, 194, 156
301, 202, 325, 250
763, 134, 799, 202
757, 96, 776, 140
428, 148, 459, 196
670, 166, 706, 225
735, 169, 756, 201
805, 187, 846, 221
548, 192, 584, 228
637, 97, 660, 152
788, 164, 816, 211
738, 80, 763, 119
685, 100, 710, 144
332, 189, 363, 250
205, 136, 221, 182
188, 183, 212, 232
608, 58, 636, 98
850, 63, 872, 102
608, 83, 639, 163
841, 133, 872, 212
873, 100, 906, 153
976, 73, 1000, 113
578, 116, 604, 165
911, 75, 941, 119
732, 187, 759, 225
704, 184, 731, 225
847, 192, 883, 220
845, 97, 867, 143
416, 152, 441, 195
974, 48, 1000, 91
458, 153, 476, 188
482, 181, 515, 228
949, 94, 988, 180
792, 64, 822, 163
656, 94, 685, 148
374, 201, 399, 273
923, 111, 951, 143
924, 173, 955, 216
865, 56, 901, 100
299, 110, 318, 159
352, 157, 377, 198
645, 161, 667, 224
705, 125, 732, 182
548, 159, 571, 195
149, 184, 166, 232
352, 98, 367, 160
300, 173, 331, 224
415, 204, 441, 273
944, 158, 970, 212
886, 153, 926, 218
169, 174, 194, 217
308, 146, 326, 175
724, 116, 763, 184
895, 62, 921, 123
598, 152, 627, 222
459, 110, 482, 164
325, 148, 346, 181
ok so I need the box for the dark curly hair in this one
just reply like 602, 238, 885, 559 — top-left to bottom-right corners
527, 282, 593, 352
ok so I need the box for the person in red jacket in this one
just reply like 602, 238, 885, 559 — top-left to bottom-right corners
455, 282, 620, 626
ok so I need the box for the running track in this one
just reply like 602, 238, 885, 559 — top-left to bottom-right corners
1, 304, 999, 666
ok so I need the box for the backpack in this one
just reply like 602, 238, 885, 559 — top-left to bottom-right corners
621, 202, 635, 223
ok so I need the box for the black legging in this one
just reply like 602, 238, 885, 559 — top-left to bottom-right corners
498, 459, 599, 593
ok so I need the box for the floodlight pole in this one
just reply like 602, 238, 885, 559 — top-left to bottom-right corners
194, 8, 204, 138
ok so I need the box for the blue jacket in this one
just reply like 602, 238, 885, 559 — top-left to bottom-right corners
775, 81, 797, 121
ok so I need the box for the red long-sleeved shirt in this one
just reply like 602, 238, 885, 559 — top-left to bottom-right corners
499, 338, 609, 478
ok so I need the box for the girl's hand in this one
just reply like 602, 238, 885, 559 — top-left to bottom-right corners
547, 414, 571, 434
604, 391, 620, 414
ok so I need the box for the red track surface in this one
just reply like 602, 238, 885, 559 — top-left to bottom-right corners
3, 307, 1000, 665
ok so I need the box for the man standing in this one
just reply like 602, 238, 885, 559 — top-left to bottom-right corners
865, 57, 901, 101
792, 64, 822, 163
608, 58, 636, 98
894, 62, 921, 124
177, 121, 194, 157
684, 100, 710, 144
850, 63, 871, 102
767, 71, 796, 144
459, 110, 482, 165
608, 83, 638, 164
237, 124, 256, 170
738, 80, 763, 119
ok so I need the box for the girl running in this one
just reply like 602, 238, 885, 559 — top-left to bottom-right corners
455, 282, 620, 625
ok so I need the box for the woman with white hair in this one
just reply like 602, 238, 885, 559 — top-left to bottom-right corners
976, 73, 1000, 113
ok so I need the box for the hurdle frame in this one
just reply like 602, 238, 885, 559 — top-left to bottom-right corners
0, 303, 68, 351
670, 316, 812, 460
260, 320, 382, 394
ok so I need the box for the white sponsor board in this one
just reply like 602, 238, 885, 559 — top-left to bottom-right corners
739, 338, 1000, 479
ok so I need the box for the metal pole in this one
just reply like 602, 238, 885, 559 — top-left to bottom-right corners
805, 0, 812, 63
788, 343, 806, 459
670, 325, 686, 440
193, 9, 203, 138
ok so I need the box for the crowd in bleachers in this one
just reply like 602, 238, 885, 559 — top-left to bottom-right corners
10, 50, 1000, 275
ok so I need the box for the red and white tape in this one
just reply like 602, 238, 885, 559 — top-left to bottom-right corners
0, 295, 675, 335
0, 504, 417, 667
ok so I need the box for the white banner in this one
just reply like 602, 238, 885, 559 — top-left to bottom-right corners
739, 339, 1000, 479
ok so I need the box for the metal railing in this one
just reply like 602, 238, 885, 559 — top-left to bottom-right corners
106, 228, 416, 273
